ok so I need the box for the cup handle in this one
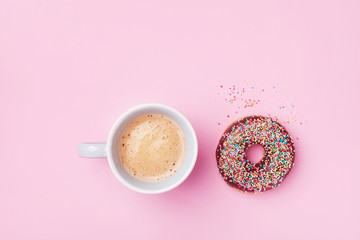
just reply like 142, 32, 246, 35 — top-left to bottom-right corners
78, 143, 107, 158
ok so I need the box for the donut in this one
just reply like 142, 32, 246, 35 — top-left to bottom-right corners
216, 116, 295, 193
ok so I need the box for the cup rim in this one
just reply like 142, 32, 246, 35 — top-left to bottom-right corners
106, 103, 198, 194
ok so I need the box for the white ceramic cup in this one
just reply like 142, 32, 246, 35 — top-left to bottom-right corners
78, 103, 198, 194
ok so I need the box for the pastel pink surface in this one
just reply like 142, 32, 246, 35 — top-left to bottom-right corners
1, 0, 359, 239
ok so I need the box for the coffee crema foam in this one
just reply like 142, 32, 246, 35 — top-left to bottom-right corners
119, 114, 186, 182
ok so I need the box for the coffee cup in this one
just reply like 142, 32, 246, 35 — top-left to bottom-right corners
78, 103, 198, 194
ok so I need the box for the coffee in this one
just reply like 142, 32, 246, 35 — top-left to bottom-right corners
119, 114, 186, 182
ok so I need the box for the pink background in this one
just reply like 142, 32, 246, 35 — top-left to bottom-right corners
1, 0, 359, 239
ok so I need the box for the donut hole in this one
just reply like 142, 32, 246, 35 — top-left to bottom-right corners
245, 144, 264, 164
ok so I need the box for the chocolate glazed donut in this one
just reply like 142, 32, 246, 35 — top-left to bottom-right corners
216, 116, 295, 193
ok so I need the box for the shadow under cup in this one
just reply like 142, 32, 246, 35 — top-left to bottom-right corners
107, 104, 198, 194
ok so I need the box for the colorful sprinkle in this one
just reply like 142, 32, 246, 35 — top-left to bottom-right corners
217, 84, 307, 126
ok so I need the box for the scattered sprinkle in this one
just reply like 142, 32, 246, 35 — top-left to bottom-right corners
217, 83, 307, 126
